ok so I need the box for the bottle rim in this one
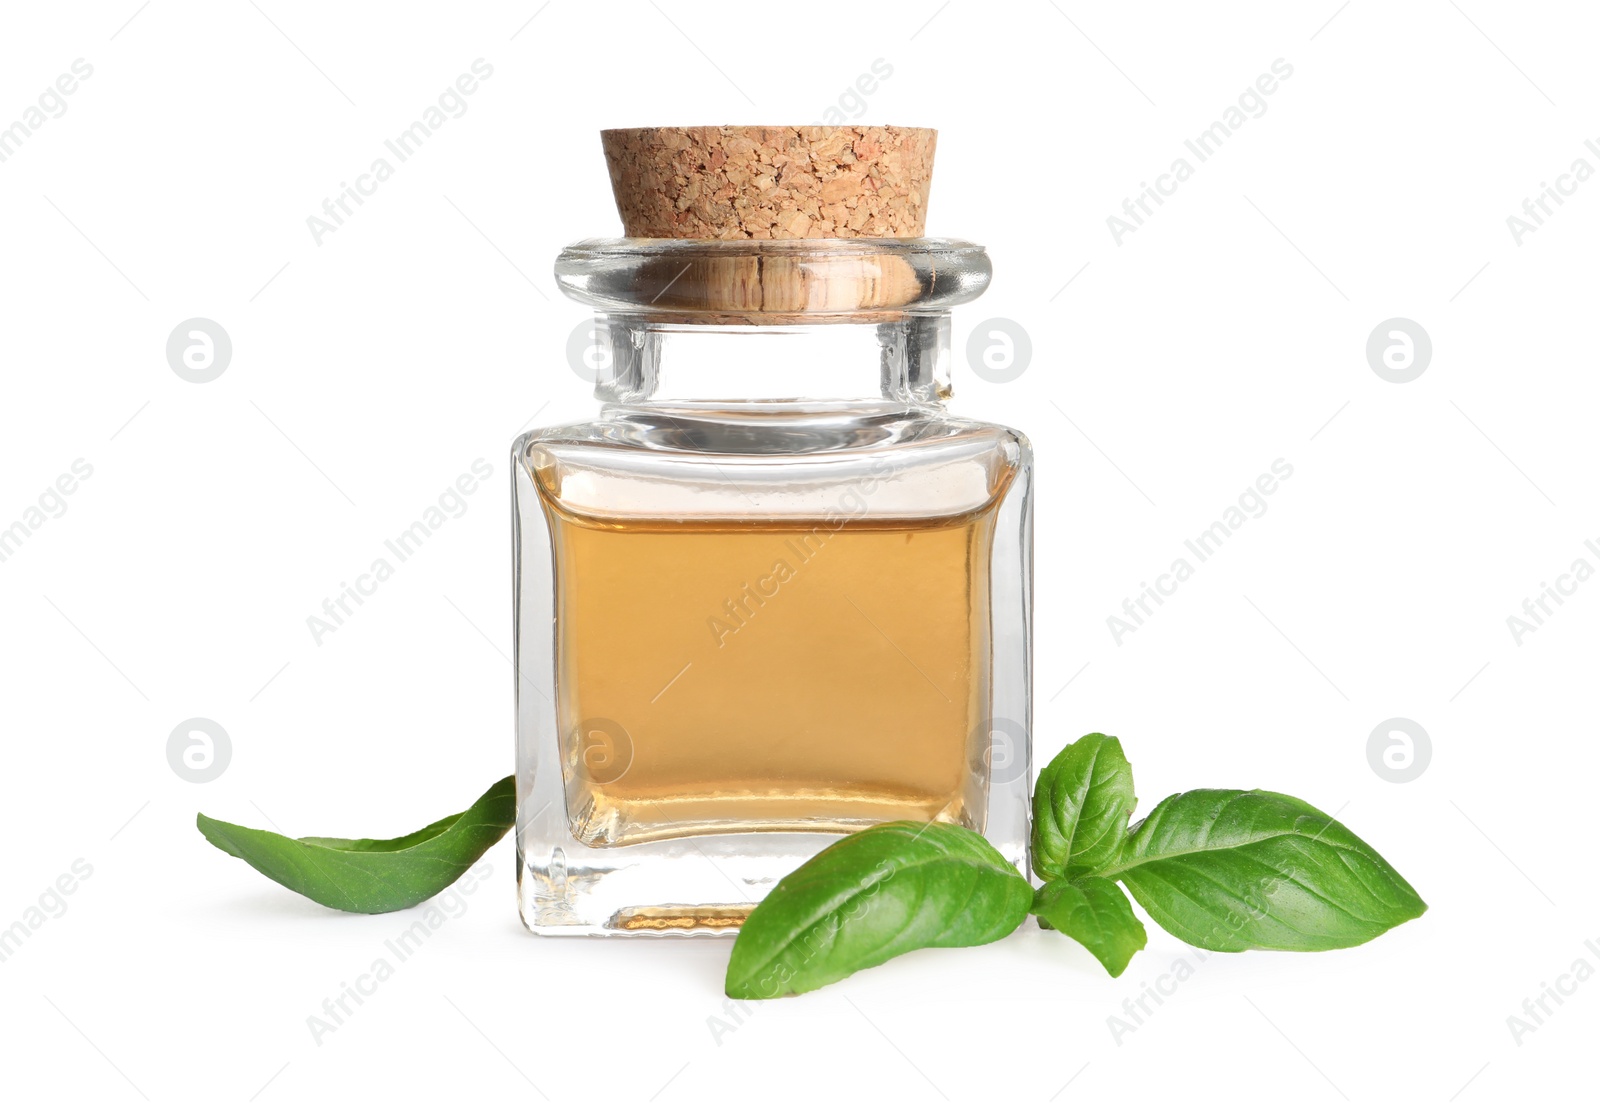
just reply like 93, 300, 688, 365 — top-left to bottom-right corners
554, 237, 990, 322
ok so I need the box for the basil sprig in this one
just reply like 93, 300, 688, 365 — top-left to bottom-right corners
726, 733, 1425, 996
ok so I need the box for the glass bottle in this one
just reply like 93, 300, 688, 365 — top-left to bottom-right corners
512, 127, 1032, 934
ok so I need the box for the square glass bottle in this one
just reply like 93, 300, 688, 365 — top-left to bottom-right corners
513, 127, 1032, 934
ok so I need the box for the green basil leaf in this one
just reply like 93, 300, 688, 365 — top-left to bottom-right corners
197, 775, 514, 914
1032, 733, 1136, 881
1106, 789, 1427, 952
1032, 876, 1147, 977
725, 821, 1032, 999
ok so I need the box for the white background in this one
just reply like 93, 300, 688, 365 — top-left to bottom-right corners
0, 1, 1593, 1099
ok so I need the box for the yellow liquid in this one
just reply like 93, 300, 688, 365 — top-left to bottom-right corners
539, 485, 1006, 845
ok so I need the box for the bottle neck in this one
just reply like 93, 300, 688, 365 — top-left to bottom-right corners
589, 314, 951, 409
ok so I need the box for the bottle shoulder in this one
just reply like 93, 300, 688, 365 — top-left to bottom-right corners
515, 405, 1030, 523
514, 404, 1030, 460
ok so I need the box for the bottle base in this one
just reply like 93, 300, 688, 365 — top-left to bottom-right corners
516, 828, 1027, 937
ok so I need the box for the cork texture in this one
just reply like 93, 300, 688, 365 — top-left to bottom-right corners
601, 126, 936, 239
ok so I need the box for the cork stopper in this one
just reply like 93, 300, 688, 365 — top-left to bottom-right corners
601, 126, 936, 240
